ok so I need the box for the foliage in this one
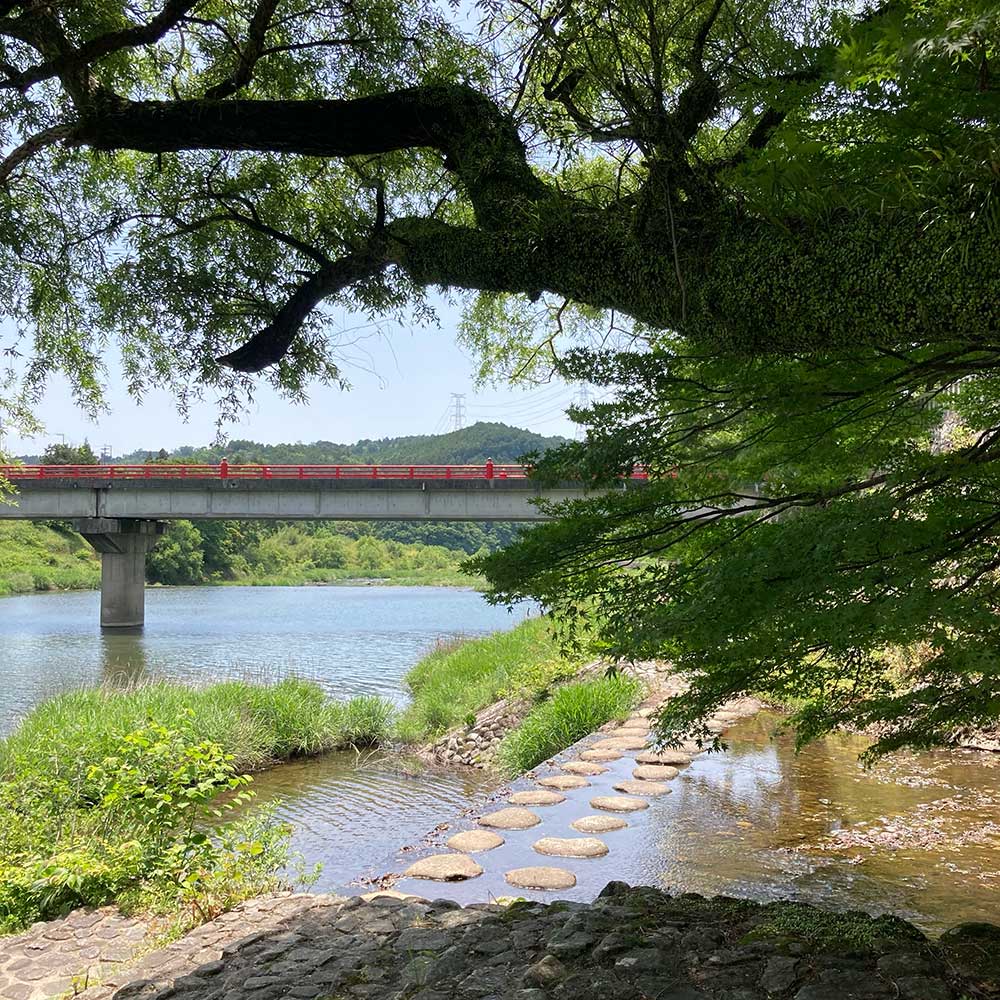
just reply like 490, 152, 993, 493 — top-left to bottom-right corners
749, 902, 926, 952
394, 617, 571, 742
0, 521, 99, 595
0, 678, 396, 777
0, 717, 291, 933
495, 674, 641, 775
40, 441, 98, 465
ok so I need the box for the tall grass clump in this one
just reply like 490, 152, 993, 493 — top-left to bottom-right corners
0, 678, 395, 778
395, 617, 570, 742
496, 674, 642, 776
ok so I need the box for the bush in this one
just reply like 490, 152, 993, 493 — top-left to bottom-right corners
496, 674, 642, 776
0, 718, 290, 934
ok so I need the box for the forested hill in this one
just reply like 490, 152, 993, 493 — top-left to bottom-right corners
117, 423, 567, 466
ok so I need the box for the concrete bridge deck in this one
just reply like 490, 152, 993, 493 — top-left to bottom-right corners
0, 464, 642, 627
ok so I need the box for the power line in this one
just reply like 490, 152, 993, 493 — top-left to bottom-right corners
449, 393, 466, 432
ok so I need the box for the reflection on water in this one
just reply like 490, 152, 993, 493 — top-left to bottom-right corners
245, 751, 495, 892
0, 585, 531, 734
387, 712, 1000, 932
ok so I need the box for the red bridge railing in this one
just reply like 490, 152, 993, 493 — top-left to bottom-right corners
0, 463, 650, 482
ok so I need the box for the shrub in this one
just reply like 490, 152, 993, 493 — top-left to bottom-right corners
0, 718, 290, 933
496, 674, 642, 776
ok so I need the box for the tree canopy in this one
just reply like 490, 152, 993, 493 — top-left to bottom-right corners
1, 0, 998, 754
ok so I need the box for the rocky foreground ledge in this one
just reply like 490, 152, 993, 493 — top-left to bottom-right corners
42, 884, 993, 1000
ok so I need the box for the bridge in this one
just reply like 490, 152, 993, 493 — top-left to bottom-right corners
1, 463, 644, 628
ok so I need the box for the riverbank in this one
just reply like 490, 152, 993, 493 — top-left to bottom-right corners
11, 886, 995, 1000
0, 679, 395, 934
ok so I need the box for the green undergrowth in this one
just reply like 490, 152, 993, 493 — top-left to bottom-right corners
748, 901, 926, 952
0, 678, 395, 935
0, 521, 100, 595
394, 617, 577, 743
0, 678, 395, 777
496, 674, 642, 775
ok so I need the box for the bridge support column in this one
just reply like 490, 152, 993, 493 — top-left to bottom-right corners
75, 518, 164, 628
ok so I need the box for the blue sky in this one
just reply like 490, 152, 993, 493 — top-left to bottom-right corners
2, 296, 580, 457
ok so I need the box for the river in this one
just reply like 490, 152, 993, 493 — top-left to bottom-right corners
1, 586, 998, 931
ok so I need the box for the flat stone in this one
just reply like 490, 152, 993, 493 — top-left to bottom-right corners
706, 720, 727, 732
591, 795, 650, 812
509, 789, 566, 806
560, 761, 609, 776
680, 741, 708, 753
613, 779, 671, 796
713, 711, 742, 722
579, 749, 622, 762
532, 836, 608, 858
479, 807, 541, 830
592, 737, 648, 751
623, 718, 651, 730
505, 866, 578, 890
446, 830, 505, 852
537, 775, 590, 790
635, 750, 691, 766
633, 764, 679, 781
572, 814, 629, 833
403, 854, 483, 881
613, 727, 651, 739
360, 889, 428, 902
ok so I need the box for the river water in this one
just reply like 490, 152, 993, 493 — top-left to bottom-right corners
1, 586, 998, 931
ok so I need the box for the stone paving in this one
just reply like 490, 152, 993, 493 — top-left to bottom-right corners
0, 907, 150, 1000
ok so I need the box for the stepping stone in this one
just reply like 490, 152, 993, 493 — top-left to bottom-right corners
510, 789, 566, 806
505, 866, 577, 890
613, 727, 651, 739
560, 761, 609, 776
479, 807, 541, 830
591, 795, 649, 813
572, 814, 628, 833
580, 749, 622, 762
614, 779, 671, 796
593, 736, 648, 751
404, 853, 483, 881
713, 711, 742, 722
624, 717, 651, 729
537, 775, 590, 790
680, 741, 708, 754
447, 830, 505, 853
706, 720, 727, 732
633, 764, 679, 781
533, 836, 608, 858
636, 749, 691, 766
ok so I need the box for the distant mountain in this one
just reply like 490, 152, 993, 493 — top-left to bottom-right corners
115, 422, 567, 466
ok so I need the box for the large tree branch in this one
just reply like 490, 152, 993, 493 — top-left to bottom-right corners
204, 0, 279, 100
70, 84, 549, 228
217, 252, 386, 372
0, 0, 198, 95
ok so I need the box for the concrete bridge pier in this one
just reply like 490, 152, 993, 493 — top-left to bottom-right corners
74, 518, 164, 628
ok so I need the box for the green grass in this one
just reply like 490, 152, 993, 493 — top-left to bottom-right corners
0, 521, 100, 596
0, 678, 395, 778
394, 618, 574, 743
496, 674, 642, 776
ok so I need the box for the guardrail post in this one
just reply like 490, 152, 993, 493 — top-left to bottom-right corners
485, 459, 494, 480
220, 459, 229, 479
